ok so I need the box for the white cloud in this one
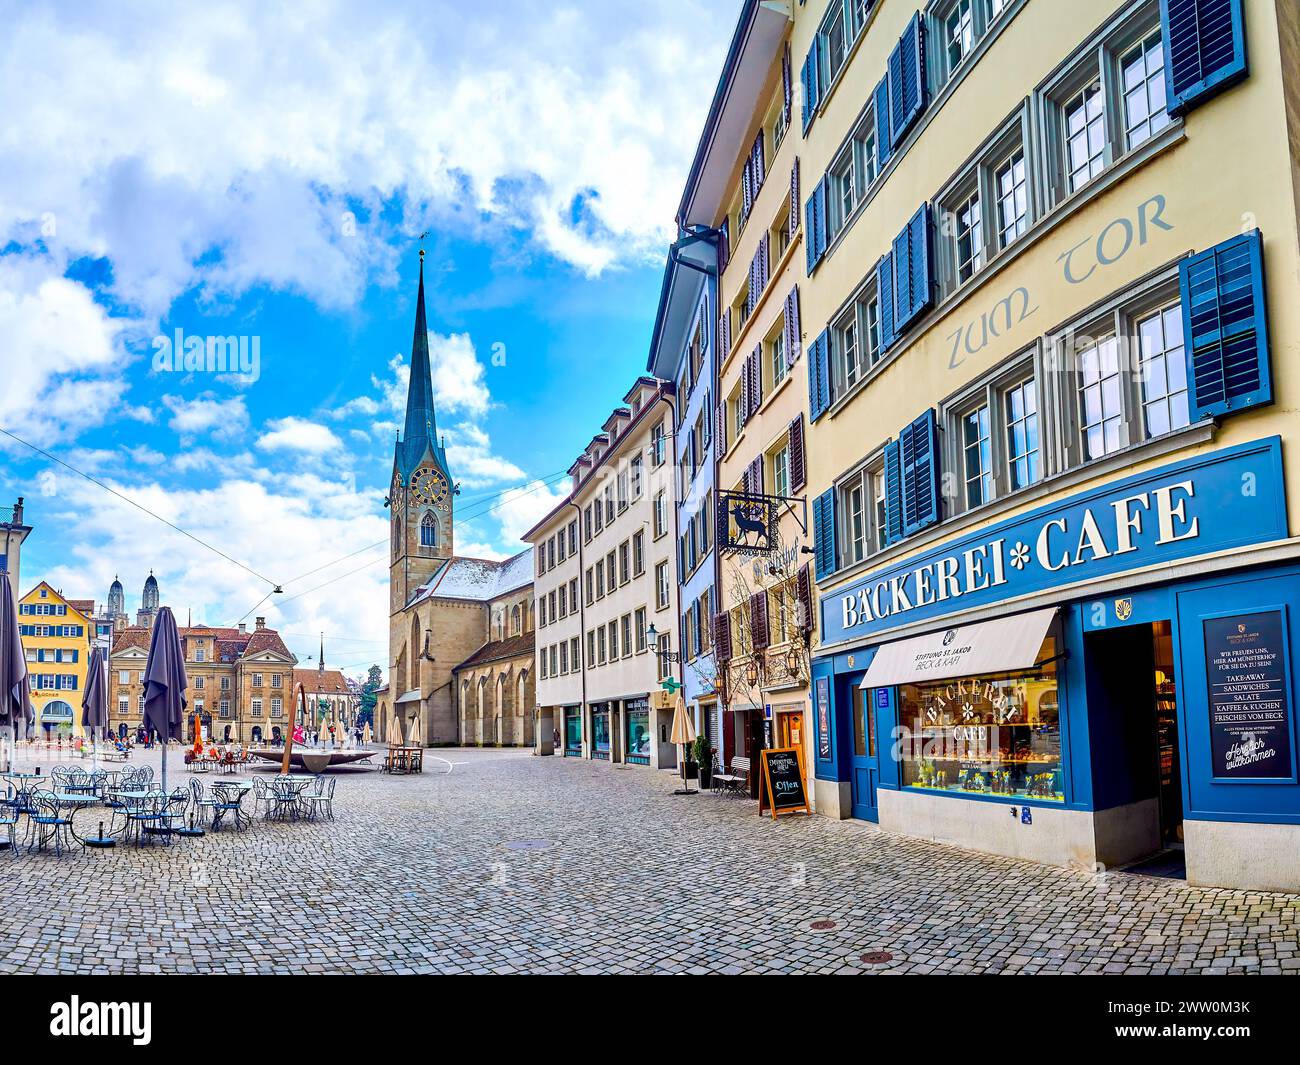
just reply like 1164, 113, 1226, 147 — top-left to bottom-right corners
0, 255, 139, 444
256, 416, 343, 454
0, 1, 730, 318
163, 393, 249, 442
444, 423, 525, 488
494, 479, 570, 546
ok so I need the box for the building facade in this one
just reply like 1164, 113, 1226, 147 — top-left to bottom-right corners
526, 378, 681, 768
671, 1, 818, 798
647, 236, 723, 759
109, 618, 297, 744
18, 581, 92, 738
378, 251, 537, 748
725, 0, 1300, 891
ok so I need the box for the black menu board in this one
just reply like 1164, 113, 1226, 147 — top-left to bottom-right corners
759, 746, 810, 819
1204, 610, 1294, 780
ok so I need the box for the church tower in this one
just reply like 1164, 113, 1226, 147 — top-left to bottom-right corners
388, 250, 454, 614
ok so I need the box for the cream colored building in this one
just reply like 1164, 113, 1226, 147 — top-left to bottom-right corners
526, 377, 681, 769
711, 0, 1300, 891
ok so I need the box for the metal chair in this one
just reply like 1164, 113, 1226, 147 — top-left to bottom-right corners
0, 784, 21, 858
251, 777, 273, 819
209, 783, 248, 831
188, 778, 218, 828
301, 777, 336, 821
270, 777, 306, 821
27, 791, 74, 856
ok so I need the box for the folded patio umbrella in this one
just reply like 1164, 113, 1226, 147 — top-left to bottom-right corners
669, 693, 697, 796
142, 606, 187, 795
0, 576, 33, 768
81, 645, 109, 769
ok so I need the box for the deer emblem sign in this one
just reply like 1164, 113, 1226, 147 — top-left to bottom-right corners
731, 500, 769, 549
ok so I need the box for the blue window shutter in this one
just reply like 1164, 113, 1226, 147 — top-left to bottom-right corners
887, 13, 927, 147
892, 204, 933, 333
883, 440, 903, 545
813, 488, 837, 580
805, 177, 829, 274
900, 410, 940, 536
1161, 0, 1248, 116
1180, 229, 1271, 420
808, 328, 831, 422
800, 44, 820, 132
877, 251, 897, 353
874, 77, 893, 167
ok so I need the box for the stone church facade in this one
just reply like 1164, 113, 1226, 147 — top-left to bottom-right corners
377, 252, 535, 748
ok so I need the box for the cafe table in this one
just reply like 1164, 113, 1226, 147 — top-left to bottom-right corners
51, 792, 99, 849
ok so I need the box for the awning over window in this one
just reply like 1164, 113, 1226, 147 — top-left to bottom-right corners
860, 608, 1057, 689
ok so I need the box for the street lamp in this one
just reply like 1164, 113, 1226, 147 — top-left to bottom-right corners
785, 646, 802, 681
745, 658, 760, 687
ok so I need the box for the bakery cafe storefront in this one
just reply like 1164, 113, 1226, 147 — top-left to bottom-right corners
811, 438, 1300, 892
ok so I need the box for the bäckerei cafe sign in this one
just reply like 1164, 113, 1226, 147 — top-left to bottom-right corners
821, 438, 1286, 645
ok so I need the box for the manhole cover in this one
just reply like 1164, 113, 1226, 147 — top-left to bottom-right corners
860, 951, 893, 964
502, 839, 555, 851
801, 918, 839, 932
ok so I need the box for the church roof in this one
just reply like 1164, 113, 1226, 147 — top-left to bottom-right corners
410, 548, 533, 605
293, 668, 352, 695
395, 255, 449, 483
454, 630, 535, 672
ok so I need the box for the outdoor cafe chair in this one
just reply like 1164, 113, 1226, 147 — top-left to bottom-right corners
0, 785, 20, 858
188, 778, 218, 828
301, 777, 336, 821
50, 766, 72, 791
27, 791, 74, 856
250, 777, 273, 819
160, 788, 190, 837
209, 783, 249, 832
124, 792, 168, 847
270, 777, 307, 821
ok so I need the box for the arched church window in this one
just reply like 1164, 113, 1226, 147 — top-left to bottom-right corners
511, 605, 521, 636
420, 512, 437, 547
392, 517, 402, 555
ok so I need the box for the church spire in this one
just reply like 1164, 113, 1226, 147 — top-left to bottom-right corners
402, 250, 437, 462
318, 632, 325, 676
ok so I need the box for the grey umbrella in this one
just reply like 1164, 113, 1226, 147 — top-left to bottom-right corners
0, 576, 33, 770
81, 645, 109, 766
142, 606, 186, 794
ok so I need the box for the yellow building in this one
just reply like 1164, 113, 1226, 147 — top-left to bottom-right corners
18, 581, 93, 739
679, 0, 1300, 891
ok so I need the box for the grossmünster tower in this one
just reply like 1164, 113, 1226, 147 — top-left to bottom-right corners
381, 252, 537, 748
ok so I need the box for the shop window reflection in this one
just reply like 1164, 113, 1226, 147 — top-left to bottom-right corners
899, 635, 1063, 801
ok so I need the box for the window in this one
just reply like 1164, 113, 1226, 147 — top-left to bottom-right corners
832, 281, 882, 396
771, 443, 790, 501
1078, 335, 1124, 461
194, 646, 206, 663
1041, 11, 1171, 207
650, 421, 666, 465
118, 670, 129, 685
1064, 81, 1105, 192
770, 330, 786, 389
587, 630, 596, 666
655, 563, 669, 609
604, 485, 615, 524
1121, 29, 1169, 149
634, 608, 648, 652
595, 560, 605, 598
118, 696, 128, 715
632, 531, 645, 576
630, 455, 643, 498
568, 519, 578, 554
570, 637, 580, 671
193, 676, 205, 690
585, 568, 594, 605
653, 492, 667, 538
420, 512, 437, 547
1004, 378, 1041, 491
1136, 304, 1189, 438
944, 354, 1043, 515
597, 626, 607, 665
961, 404, 992, 508
252, 697, 264, 717
846, 478, 866, 565
621, 615, 632, 659
252, 673, 263, 687
953, 188, 983, 284
944, 0, 975, 71
835, 303, 860, 391
271, 674, 282, 688
994, 149, 1028, 249
221, 676, 230, 691
619, 542, 630, 584
559, 642, 568, 674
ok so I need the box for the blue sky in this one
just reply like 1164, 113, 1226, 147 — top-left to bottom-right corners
0, 0, 733, 674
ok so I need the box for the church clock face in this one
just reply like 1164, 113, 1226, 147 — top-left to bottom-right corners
410, 467, 449, 507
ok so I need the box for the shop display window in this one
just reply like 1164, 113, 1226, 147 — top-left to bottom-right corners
898, 633, 1063, 801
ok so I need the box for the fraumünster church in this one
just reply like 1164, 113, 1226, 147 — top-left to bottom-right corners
374, 254, 536, 748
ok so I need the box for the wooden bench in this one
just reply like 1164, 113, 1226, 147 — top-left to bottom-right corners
712, 756, 751, 798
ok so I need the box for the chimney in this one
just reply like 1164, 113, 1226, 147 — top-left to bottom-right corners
238, 622, 247, 634
255, 617, 266, 631
11, 498, 23, 525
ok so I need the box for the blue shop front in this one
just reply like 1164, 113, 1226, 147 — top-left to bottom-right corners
812, 437, 1300, 891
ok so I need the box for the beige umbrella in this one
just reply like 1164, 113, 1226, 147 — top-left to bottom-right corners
669, 694, 697, 797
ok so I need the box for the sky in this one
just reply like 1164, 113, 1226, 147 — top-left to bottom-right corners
0, 0, 734, 677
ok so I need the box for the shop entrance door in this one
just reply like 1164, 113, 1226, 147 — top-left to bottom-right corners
850, 683, 880, 822
779, 711, 807, 794
1152, 620, 1184, 847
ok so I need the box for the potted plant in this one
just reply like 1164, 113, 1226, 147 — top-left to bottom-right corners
692, 734, 711, 789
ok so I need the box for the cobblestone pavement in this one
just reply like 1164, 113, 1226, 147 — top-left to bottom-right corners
1, 746, 1298, 974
